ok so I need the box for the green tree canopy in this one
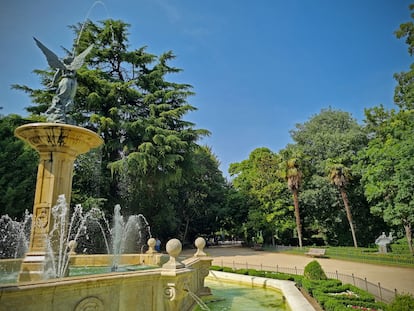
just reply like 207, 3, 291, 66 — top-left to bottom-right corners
360, 107, 414, 253
289, 108, 374, 246
229, 147, 294, 245
0, 115, 38, 217
10, 19, 217, 243
358, 6, 414, 254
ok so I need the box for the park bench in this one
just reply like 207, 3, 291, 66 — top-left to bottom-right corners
305, 248, 326, 257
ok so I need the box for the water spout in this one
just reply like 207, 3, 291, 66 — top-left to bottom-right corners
184, 283, 210, 311
111, 204, 152, 271
75, 0, 114, 53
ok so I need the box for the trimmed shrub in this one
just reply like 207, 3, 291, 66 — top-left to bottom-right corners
387, 293, 414, 311
315, 292, 386, 311
210, 265, 223, 271
234, 268, 249, 275
265, 271, 297, 281
302, 279, 342, 296
321, 284, 376, 302
209, 266, 302, 283
304, 260, 327, 280
247, 269, 266, 277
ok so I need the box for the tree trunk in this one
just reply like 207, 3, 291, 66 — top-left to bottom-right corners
404, 222, 413, 255
340, 188, 358, 248
182, 218, 190, 244
293, 190, 303, 248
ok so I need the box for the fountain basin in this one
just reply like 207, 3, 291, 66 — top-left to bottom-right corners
14, 123, 104, 154
200, 278, 286, 310
69, 264, 153, 276
206, 271, 316, 311
69, 253, 169, 267
0, 253, 169, 284
0, 255, 212, 311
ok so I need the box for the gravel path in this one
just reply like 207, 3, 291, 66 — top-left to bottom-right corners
181, 246, 414, 295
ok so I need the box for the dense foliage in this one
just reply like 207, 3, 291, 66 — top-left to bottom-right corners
229, 148, 294, 245
387, 293, 414, 311
7, 20, 224, 243
230, 109, 385, 247
229, 5, 414, 249
0, 115, 38, 217
356, 5, 414, 253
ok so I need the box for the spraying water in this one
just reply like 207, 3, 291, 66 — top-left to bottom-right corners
111, 204, 123, 271
0, 211, 32, 259
111, 204, 151, 271
75, 0, 114, 53
39, 195, 151, 278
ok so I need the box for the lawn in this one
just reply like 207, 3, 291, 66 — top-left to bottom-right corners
267, 242, 414, 267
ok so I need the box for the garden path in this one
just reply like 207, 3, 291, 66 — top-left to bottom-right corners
182, 246, 414, 295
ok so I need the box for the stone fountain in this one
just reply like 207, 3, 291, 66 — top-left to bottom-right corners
0, 37, 212, 311
15, 123, 103, 281
3, 108, 212, 311
14, 37, 102, 279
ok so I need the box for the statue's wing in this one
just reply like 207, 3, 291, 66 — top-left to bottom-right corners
33, 37, 66, 70
67, 44, 94, 71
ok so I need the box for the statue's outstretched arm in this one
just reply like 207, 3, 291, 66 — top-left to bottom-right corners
50, 68, 62, 87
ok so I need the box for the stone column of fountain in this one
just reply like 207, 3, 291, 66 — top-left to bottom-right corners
15, 123, 103, 281
15, 38, 102, 282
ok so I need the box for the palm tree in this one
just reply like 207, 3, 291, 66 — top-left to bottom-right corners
280, 158, 303, 248
327, 161, 358, 248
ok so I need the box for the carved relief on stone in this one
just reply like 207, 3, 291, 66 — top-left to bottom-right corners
199, 266, 210, 279
74, 296, 104, 311
164, 281, 187, 302
164, 282, 178, 301
34, 206, 49, 233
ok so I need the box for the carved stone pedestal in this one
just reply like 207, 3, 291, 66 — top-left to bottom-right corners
15, 123, 102, 281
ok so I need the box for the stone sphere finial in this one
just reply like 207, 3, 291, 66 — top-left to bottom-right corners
194, 237, 207, 257
162, 238, 184, 269
146, 237, 157, 254
68, 240, 77, 255
166, 238, 182, 258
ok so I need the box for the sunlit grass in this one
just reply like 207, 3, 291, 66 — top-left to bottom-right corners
267, 241, 414, 267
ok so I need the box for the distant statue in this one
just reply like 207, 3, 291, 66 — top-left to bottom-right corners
375, 232, 393, 253
33, 37, 93, 123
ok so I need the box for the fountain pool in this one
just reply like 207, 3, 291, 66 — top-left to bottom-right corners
197, 278, 287, 310
0, 239, 213, 311
0, 264, 155, 284
201, 271, 316, 311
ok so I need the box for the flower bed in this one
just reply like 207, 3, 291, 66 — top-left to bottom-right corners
303, 280, 386, 311
346, 305, 382, 310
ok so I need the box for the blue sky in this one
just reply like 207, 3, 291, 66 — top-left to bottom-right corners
0, 0, 412, 176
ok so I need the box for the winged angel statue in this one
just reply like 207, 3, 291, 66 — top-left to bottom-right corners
34, 37, 93, 123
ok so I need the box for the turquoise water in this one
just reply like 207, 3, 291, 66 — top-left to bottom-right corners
68, 264, 153, 276
0, 271, 18, 284
194, 279, 287, 311
0, 265, 154, 284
